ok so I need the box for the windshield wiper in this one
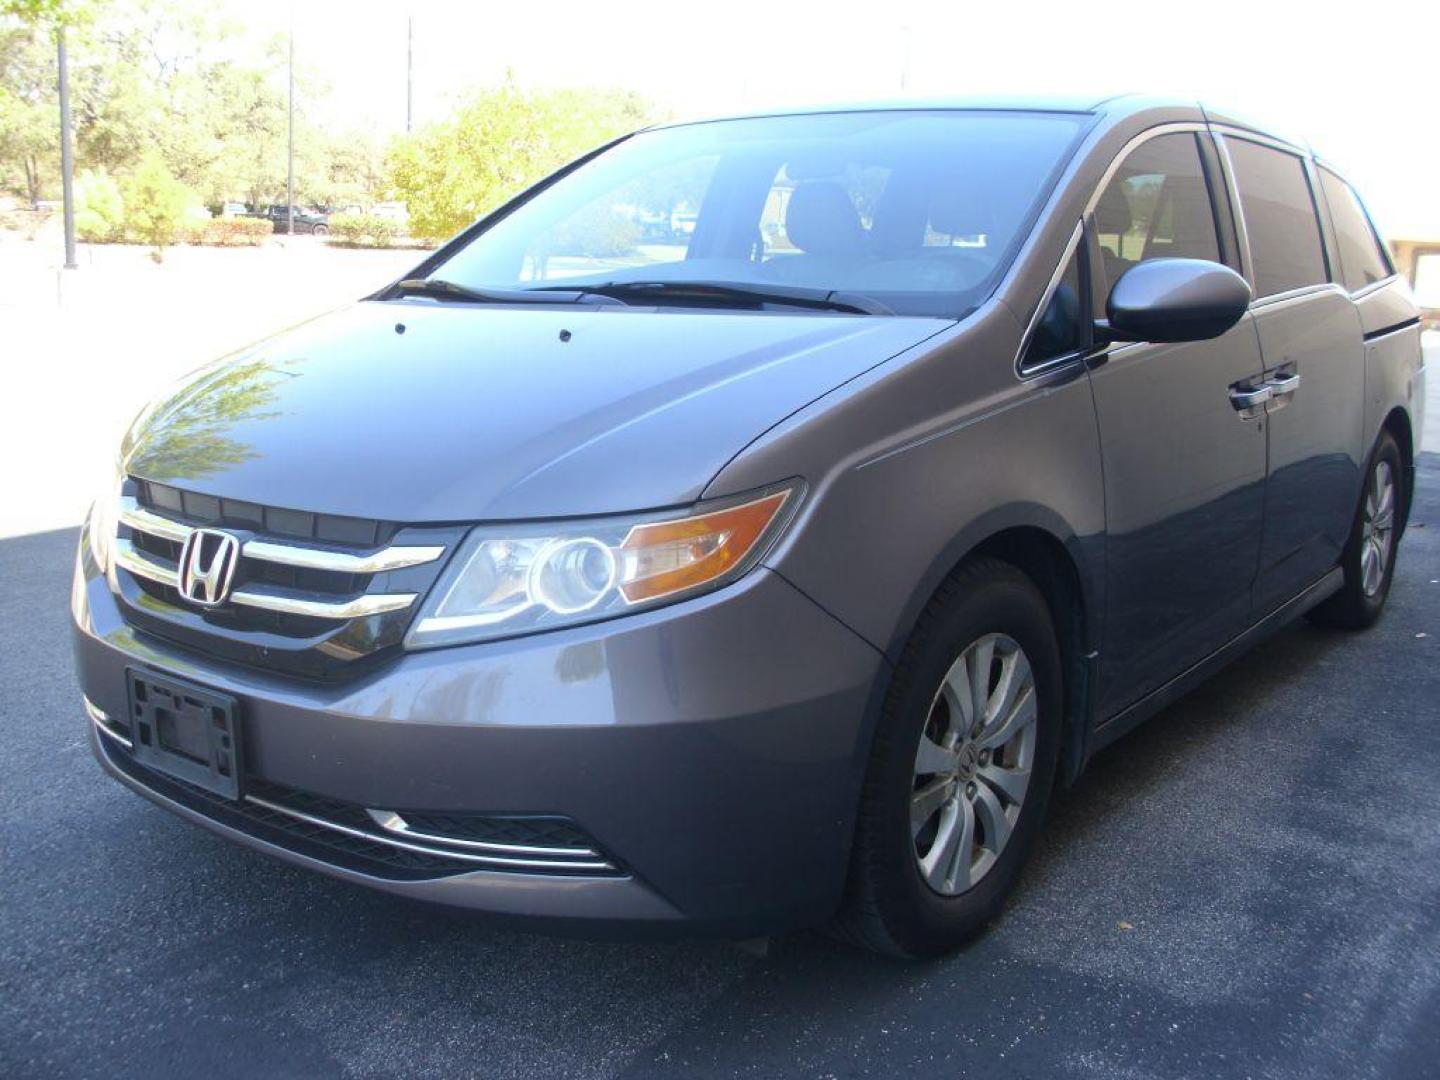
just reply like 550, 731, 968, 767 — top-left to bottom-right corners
527, 280, 892, 316
392, 278, 617, 305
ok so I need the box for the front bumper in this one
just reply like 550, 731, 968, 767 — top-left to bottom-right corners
72, 545, 885, 936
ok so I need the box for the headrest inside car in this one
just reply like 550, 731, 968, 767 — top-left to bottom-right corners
785, 181, 865, 256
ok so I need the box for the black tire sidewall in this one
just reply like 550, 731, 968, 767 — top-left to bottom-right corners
867, 567, 1063, 955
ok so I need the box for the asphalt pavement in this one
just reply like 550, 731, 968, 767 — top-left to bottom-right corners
3, 458, 1438, 1080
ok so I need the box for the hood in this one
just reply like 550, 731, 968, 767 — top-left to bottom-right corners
124, 300, 946, 522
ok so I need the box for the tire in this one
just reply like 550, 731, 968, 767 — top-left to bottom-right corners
311, 224, 329, 236
834, 556, 1063, 958
1308, 430, 1403, 630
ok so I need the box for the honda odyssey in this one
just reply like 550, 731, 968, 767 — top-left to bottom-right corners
72, 95, 1425, 956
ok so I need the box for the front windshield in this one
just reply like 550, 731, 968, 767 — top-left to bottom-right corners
427, 110, 1088, 317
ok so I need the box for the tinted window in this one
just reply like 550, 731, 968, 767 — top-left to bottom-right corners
1092, 132, 1219, 303
1226, 139, 1327, 297
428, 111, 1087, 318
1319, 168, 1391, 292
1023, 247, 1086, 369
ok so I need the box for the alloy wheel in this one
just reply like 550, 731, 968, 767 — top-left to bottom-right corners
1360, 459, 1396, 597
911, 633, 1038, 896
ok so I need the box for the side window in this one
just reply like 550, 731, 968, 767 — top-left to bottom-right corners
1092, 132, 1220, 305
1319, 168, 1392, 292
1022, 246, 1086, 370
1225, 139, 1328, 298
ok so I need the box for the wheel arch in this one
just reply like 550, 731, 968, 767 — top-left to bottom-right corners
880, 506, 1102, 787
1380, 405, 1415, 534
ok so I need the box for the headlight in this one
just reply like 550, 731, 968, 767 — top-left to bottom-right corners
86, 468, 122, 572
405, 482, 799, 648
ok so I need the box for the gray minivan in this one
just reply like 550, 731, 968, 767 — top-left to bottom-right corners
73, 95, 1425, 956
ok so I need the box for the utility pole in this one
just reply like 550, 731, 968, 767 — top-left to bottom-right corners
57, 24, 77, 269
286, 21, 295, 235
406, 14, 413, 133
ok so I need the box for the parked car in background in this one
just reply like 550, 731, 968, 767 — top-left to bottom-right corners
256, 205, 330, 235
73, 96, 1424, 957
669, 209, 697, 240
369, 201, 409, 224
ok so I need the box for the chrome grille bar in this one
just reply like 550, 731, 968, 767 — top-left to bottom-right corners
118, 500, 189, 543
115, 538, 179, 588
246, 796, 617, 873
229, 585, 415, 619
84, 696, 133, 749
365, 809, 604, 859
114, 539, 416, 620
118, 496, 444, 573
243, 538, 445, 574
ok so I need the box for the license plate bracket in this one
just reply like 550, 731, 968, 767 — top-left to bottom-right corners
126, 670, 243, 800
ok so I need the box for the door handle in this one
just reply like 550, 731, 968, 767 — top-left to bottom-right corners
1262, 370, 1300, 413
1266, 371, 1301, 397
1229, 384, 1272, 418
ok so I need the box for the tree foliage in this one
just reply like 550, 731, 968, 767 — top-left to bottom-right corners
1, 0, 388, 208
121, 148, 192, 256
4, 2, 659, 248
388, 81, 653, 242
0, 24, 59, 203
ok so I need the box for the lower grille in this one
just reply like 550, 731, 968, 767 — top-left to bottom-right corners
91, 703, 620, 881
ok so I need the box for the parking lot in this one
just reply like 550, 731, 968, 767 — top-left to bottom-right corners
2, 241, 1438, 1079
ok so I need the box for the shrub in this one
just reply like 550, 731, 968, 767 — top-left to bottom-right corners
366, 214, 399, 247
202, 216, 271, 246
75, 169, 125, 243
178, 202, 213, 244
328, 211, 367, 245
387, 82, 653, 242
122, 152, 196, 260
327, 212, 399, 248
552, 206, 639, 258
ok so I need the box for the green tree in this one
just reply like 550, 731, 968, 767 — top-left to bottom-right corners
387, 80, 654, 242
1, 0, 85, 18
122, 149, 191, 258
74, 164, 121, 238
0, 25, 57, 204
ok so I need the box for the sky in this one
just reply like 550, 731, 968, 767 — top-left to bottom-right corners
246, 0, 1438, 235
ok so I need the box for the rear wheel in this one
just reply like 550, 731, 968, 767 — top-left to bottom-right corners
1308, 430, 1403, 630
835, 557, 1062, 958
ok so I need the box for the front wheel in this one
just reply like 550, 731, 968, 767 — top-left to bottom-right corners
1308, 430, 1403, 630
311, 223, 329, 236
835, 557, 1062, 958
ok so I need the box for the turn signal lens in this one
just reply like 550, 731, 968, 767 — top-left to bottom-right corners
619, 491, 790, 604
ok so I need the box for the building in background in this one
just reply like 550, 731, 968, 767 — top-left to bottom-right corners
1390, 222, 1440, 328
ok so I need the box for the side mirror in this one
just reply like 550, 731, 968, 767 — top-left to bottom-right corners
1099, 258, 1251, 344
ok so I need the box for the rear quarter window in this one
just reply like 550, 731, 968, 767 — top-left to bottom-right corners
1318, 168, 1393, 292
1225, 138, 1328, 298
